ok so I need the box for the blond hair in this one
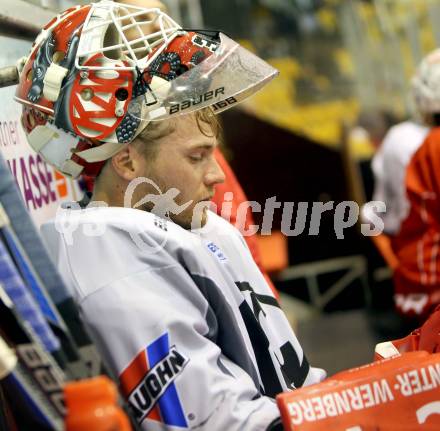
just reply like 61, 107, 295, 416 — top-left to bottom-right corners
134, 108, 221, 161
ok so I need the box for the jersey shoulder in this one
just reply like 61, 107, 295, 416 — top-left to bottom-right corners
382, 121, 428, 158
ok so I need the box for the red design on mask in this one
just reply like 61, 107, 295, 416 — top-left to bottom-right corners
70, 54, 133, 140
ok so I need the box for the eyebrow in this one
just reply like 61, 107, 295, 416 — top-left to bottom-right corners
188, 142, 217, 151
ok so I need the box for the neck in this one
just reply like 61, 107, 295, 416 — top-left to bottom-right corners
91, 179, 126, 208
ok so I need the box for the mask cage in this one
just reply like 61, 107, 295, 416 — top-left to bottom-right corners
75, 1, 182, 71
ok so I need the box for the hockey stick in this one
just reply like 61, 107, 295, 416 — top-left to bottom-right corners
0, 154, 103, 378
0, 339, 63, 430
0, 286, 64, 430
0, 204, 89, 377
0, 205, 66, 329
0, 283, 139, 431
0, 66, 18, 89
0, 235, 70, 372
0, 281, 139, 431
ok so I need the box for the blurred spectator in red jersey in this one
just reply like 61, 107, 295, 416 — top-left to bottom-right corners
389, 50, 440, 322
392, 128, 440, 322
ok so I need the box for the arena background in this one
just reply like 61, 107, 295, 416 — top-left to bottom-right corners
1, 0, 438, 375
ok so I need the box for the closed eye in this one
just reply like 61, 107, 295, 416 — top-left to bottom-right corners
188, 152, 204, 162
187, 144, 215, 163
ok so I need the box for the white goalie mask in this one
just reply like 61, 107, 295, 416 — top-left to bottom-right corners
15, 0, 278, 177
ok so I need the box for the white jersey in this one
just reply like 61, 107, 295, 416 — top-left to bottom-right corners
363, 121, 429, 234
41, 206, 325, 431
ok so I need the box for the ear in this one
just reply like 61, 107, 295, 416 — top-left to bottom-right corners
111, 144, 143, 181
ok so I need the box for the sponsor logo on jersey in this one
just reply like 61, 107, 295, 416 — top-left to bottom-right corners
120, 333, 189, 428
206, 241, 227, 262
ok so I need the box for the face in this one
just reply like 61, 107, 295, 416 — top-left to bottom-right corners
131, 114, 225, 229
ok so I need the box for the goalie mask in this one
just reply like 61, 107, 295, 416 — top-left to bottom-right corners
15, 0, 278, 178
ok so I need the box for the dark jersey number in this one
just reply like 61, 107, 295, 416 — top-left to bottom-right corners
235, 282, 309, 397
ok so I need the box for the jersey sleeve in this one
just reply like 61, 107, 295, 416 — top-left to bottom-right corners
78, 263, 281, 431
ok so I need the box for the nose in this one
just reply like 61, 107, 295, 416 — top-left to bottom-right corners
204, 157, 225, 187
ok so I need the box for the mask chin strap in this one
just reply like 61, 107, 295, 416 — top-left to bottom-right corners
27, 124, 86, 177
76, 141, 126, 163
27, 122, 145, 178
61, 160, 84, 178
43, 63, 69, 102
